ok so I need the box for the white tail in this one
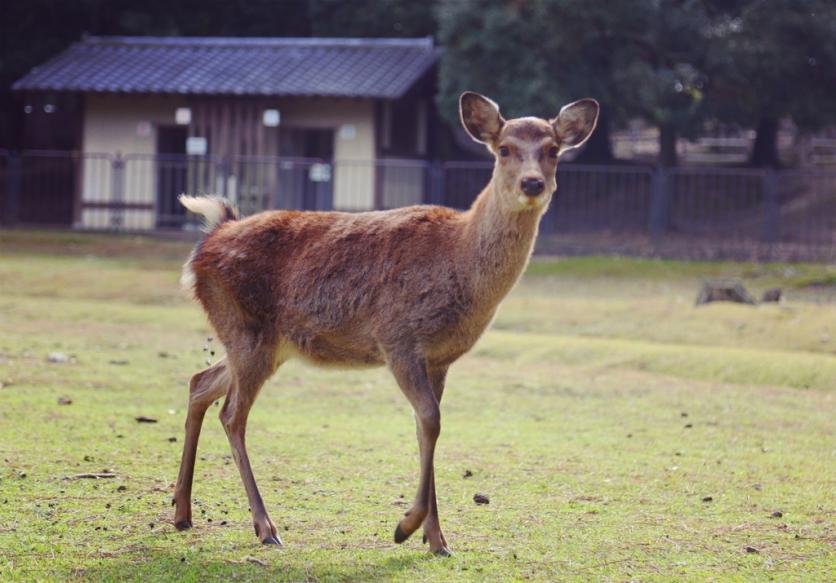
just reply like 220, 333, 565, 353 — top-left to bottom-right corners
178, 196, 239, 293
178, 195, 237, 232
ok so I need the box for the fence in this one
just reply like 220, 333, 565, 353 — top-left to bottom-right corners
1, 150, 833, 261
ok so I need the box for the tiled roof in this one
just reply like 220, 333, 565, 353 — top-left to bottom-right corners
13, 36, 440, 99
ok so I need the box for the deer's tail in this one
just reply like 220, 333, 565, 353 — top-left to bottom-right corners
179, 196, 238, 294
179, 195, 238, 232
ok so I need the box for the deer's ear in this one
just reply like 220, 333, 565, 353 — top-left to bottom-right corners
551, 99, 599, 154
459, 92, 505, 144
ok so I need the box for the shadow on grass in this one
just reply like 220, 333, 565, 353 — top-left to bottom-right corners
61, 549, 438, 582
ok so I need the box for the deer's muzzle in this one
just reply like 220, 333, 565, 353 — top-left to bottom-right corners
520, 177, 545, 197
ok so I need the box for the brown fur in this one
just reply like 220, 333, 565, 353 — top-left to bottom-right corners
172, 92, 599, 554
189, 202, 535, 369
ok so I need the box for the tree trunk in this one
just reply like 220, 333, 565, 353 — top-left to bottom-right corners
574, 105, 614, 164
749, 117, 781, 168
659, 123, 678, 167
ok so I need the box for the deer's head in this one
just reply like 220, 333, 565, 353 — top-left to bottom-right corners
460, 92, 599, 211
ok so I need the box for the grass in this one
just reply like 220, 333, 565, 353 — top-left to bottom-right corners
1, 230, 834, 581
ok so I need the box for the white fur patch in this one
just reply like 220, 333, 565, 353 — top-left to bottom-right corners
180, 250, 196, 294
179, 195, 227, 232
517, 194, 544, 209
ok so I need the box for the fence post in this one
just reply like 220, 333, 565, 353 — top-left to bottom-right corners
648, 166, 671, 241
317, 162, 334, 211
111, 152, 125, 230
762, 168, 779, 244
427, 160, 444, 206
5, 152, 21, 224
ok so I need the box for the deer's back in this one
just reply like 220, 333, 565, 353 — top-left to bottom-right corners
190, 205, 491, 367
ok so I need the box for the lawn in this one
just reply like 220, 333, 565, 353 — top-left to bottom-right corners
0, 230, 834, 582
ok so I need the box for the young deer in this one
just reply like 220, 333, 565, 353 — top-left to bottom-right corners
173, 92, 598, 555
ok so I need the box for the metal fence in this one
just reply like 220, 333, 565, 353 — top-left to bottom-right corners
1, 150, 833, 261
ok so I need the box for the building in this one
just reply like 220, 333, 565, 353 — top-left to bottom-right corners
12, 36, 446, 229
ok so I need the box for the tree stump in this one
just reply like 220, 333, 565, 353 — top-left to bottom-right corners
695, 281, 756, 306
761, 288, 782, 302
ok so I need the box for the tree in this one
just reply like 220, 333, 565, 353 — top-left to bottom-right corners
705, 0, 836, 167
436, 0, 615, 162
605, 1, 712, 167
436, 0, 713, 166
309, 0, 437, 38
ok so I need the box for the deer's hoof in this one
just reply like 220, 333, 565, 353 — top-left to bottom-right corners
261, 535, 283, 546
174, 520, 193, 531
394, 523, 413, 544
432, 547, 453, 557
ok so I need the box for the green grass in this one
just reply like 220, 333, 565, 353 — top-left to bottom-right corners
1, 231, 834, 581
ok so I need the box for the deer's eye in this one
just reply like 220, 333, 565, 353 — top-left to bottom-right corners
548, 146, 559, 159
498, 146, 510, 157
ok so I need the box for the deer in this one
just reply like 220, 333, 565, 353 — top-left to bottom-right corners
172, 92, 598, 555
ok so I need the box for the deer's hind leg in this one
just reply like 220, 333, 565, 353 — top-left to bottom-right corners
220, 341, 282, 545
173, 357, 231, 530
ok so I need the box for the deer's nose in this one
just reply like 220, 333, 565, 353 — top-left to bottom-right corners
520, 177, 545, 197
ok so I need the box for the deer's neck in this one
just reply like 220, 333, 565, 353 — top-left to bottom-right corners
461, 182, 543, 305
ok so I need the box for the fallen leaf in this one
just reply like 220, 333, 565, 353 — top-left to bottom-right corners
57, 397, 73, 405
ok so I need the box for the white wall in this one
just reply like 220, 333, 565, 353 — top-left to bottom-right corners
80, 95, 378, 230
81, 94, 184, 229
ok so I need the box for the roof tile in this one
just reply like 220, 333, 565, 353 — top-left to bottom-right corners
13, 36, 440, 99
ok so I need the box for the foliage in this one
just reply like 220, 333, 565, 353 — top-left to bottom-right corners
706, 0, 836, 130
436, 1, 714, 163
704, 0, 836, 166
309, 0, 437, 38
436, 0, 836, 165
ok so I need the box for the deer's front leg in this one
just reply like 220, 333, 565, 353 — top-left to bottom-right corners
420, 365, 450, 555
389, 354, 450, 555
